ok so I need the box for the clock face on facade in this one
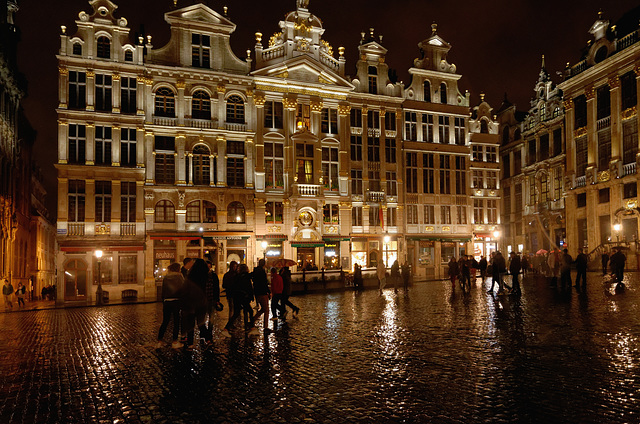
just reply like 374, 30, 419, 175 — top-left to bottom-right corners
299, 211, 314, 226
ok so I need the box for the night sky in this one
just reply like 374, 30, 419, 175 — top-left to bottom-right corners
14, 0, 640, 216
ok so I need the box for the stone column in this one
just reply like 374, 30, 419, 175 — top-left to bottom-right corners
144, 76, 153, 124
145, 131, 155, 184
136, 127, 145, 167
362, 106, 369, 192
85, 179, 96, 231
176, 80, 186, 126
58, 66, 69, 108
176, 134, 186, 185
58, 178, 69, 221
112, 73, 121, 113
283, 97, 297, 190
136, 181, 145, 226
609, 75, 622, 171
58, 120, 68, 163
86, 124, 95, 166
254, 94, 266, 192
246, 138, 254, 188
338, 103, 351, 196
635, 67, 640, 156
137, 75, 146, 117
111, 125, 121, 166
209, 155, 215, 186
585, 85, 597, 177
564, 99, 575, 174
311, 100, 323, 188
217, 136, 226, 186
187, 152, 193, 186
112, 180, 121, 223
217, 84, 226, 128
86, 70, 95, 111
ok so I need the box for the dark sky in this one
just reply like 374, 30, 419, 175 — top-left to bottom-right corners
15, 0, 640, 215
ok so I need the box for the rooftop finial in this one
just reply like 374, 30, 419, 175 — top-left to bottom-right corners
297, 0, 309, 10
541, 54, 545, 69
480, 92, 485, 101
431, 22, 437, 36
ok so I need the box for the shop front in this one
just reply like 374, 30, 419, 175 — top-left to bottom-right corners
472, 232, 498, 261
292, 241, 323, 270
323, 237, 349, 270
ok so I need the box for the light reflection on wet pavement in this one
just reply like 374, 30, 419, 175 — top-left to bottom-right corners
1, 273, 639, 423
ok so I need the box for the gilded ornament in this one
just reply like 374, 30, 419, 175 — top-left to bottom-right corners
86, 70, 95, 78
338, 104, 351, 116
310, 101, 323, 112
622, 106, 636, 120
176, 81, 186, 89
608, 74, 620, 88
585, 85, 595, 100
58, 66, 68, 75
112, 73, 121, 81
217, 84, 226, 93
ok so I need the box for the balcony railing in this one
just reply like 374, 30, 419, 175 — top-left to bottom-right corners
296, 184, 321, 197
596, 116, 611, 130
67, 223, 85, 236
623, 162, 637, 176
261, 44, 285, 61
367, 191, 385, 203
225, 122, 248, 132
617, 30, 639, 52
152, 116, 177, 126
120, 223, 136, 236
575, 175, 586, 188
184, 118, 216, 129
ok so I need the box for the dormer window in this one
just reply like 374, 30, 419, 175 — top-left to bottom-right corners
97, 36, 110, 59
540, 103, 546, 121
440, 83, 447, 104
423, 81, 431, 102
368, 66, 377, 95
124, 50, 133, 62
72, 43, 82, 56
192, 33, 211, 68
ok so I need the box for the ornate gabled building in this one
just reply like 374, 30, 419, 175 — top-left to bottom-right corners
55, 0, 486, 304
559, 8, 640, 259
469, 95, 501, 260
517, 57, 565, 253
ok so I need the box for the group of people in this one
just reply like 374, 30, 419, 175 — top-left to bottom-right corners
601, 248, 627, 285
2, 279, 27, 309
446, 251, 525, 296
375, 260, 411, 294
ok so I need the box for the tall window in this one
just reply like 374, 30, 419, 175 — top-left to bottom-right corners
406, 152, 418, 193
621, 71, 637, 110
121, 128, 137, 167
367, 110, 380, 130
227, 202, 245, 223
265, 139, 284, 188
503, 186, 511, 216
623, 118, 638, 165
529, 175, 537, 205
95, 181, 111, 223
474, 199, 483, 224
405, 112, 417, 141
155, 136, 175, 185
155, 200, 175, 223
481, 120, 489, 133
191, 33, 211, 68
423, 81, 431, 102
515, 183, 523, 213
72, 42, 82, 56
124, 50, 133, 62
441, 205, 451, 224
514, 151, 522, 174
407, 205, 419, 225
439, 155, 451, 194
95, 74, 112, 112
421, 114, 433, 142
486, 146, 497, 162
540, 173, 549, 203
321, 108, 338, 134
486, 171, 497, 190
265, 101, 284, 129
322, 146, 339, 191
68, 124, 86, 164
296, 104, 311, 130
598, 128, 611, 171
296, 143, 314, 184
386, 172, 397, 196
596, 84, 611, 120
191, 90, 211, 120
472, 170, 483, 189
226, 95, 245, 123
155, 88, 175, 117
456, 205, 467, 225
350, 135, 363, 161
226, 157, 244, 187
187, 200, 217, 223
368, 170, 381, 192
367, 137, 380, 162
527, 139, 537, 166
503, 155, 511, 178
192, 145, 211, 186
323, 204, 339, 223
574, 95, 587, 129
120, 77, 136, 114
472, 145, 483, 161
440, 83, 447, 104
487, 200, 497, 224
120, 182, 136, 223
352, 206, 363, 226
95, 126, 112, 165
384, 111, 396, 131
387, 206, 397, 227
350, 108, 362, 127
553, 167, 563, 200
265, 201, 284, 224
369, 206, 381, 227
422, 153, 435, 194
68, 180, 85, 222
351, 170, 363, 195
96, 36, 110, 59
539, 134, 549, 160
368, 66, 377, 94
455, 156, 466, 195
385, 139, 396, 163
454, 117, 465, 145
553, 128, 562, 157
424, 205, 435, 224
438, 116, 450, 144
576, 136, 587, 176
540, 103, 546, 121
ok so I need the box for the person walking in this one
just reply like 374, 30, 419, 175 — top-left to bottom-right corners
479, 256, 488, 283
157, 262, 184, 349
492, 251, 507, 294
3, 278, 13, 309
269, 267, 284, 321
401, 263, 410, 290
548, 249, 560, 286
521, 254, 529, 276
280, 266, 300, 316
391, 260, 400, 293
459, 256, 471, 291
601, 251, 610, 276
181, 257, 194, 278
377, 260, 387, 295
251, 259, 270, 334
222, 261, 238, 336
205, 261, 222, 317
610, 248, 627, 284
509, 252, 522, 296
575, 248, 588, 288
560, 249, 573, 289
353, 264, 364, 290
448, 257, 459, 288
223, 263, 257, 337
15, 282, 26, 307
179, 259, 213, 350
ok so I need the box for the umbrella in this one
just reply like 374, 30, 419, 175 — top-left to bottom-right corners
268, 258, 297, 268
536, 249, 548, 255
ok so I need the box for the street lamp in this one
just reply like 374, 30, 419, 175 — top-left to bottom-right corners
384, 234, 390, 267
95, 249, 103, 306
493, 230, 501, 252
261, 240, 268, 261
613, 223, 621, 243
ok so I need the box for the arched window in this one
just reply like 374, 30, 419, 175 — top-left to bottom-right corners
124, 50, 133, 62
440, 83, 447, 104
502, 127, 510, 144
203, 201, 216, 223
514, 128, 521, 140
423, 81, 431, 102
155, 200, 175, 223
154, 88, 175, 117
187, 200, 217, 223
227, 201, 245, 223
97, 36, 111, 59
192, 90, 211, 120
481, 120, 489, 134
72, 43, 82, 55
226, 95, 245, 124
192, 145, 210, 185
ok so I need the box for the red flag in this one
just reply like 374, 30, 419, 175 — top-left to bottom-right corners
379, 207, 384, 231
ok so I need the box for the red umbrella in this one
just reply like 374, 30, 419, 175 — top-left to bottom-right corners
268, 258, 297, 268
536, 249, 548, 255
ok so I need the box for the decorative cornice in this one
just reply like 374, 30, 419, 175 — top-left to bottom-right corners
585, 84, 595, 100
253, 95, 266, 107
112, 73, 121, 81
563, 99, 573, 110
310, 101, 323, 113
608, 74, 620, 89
58, 66, 68, 75
282, 97, 297, 110
338, 104, 351, 116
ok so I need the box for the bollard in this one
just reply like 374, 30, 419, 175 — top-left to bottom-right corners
322, 268, 326, 288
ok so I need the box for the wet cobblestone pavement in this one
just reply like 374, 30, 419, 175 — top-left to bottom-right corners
1, 273, 640, 423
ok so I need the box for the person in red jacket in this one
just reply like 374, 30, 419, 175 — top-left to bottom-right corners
269, 267, 284, 321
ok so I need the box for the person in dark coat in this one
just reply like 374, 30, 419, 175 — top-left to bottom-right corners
521, 255, 529, 276
205, 261, 221, 316
280, 266, 300, 316
601, 251, 610, 276
459, 256, 471, 290
178, 259, 212, 349
221, 261, 238, 337
478, 256, 488, 283
610, 248, 626, 284
560, 249, 573, 288
223, 263, 257, 336
509, 252, 522, 296
353, 264, 364, 290
448, 257, 459, 286
401, 263, 410, 290
251, 259, 271, 334
391, 260, 400, 292
157, 262, 184, 349
181, 257, 194, 278
574, 248, 588, 288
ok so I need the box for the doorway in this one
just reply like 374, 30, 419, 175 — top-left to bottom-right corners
64, 259, 87, 300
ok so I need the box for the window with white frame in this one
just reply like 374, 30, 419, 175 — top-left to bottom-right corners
472, 170, 483, 189
422, 114, 434, 142
295, 143, 314, 184
322, 146, 339, 191
487, 199, 498, 224
367, 137, 380, 162
384, 111, 396, 131
438, 115, 450, 144
69, 71, 86, 109
423, 153, 435, 194
120, 77, 136, 114
120, 181, 136, 223
406, 152, 418, 193
405, 112, 417, 141
266, 201, 284, 224
265, 139, 284, 189
473, 199, 484, 224
68, 180, 85, 222
486, 146, 497, 162
95, 74, 112, 112
457, 205, 467, 225
96, 36, 110, 59
265, 101, 284, 129
441, 205, 451, 224
191, 33, 211, 68
352, 206, 363, 226
154, 88, 175, 117
120, 128, 136, 167
323, 204, 339, 223
439, 155, 451, 194
351, 170, 363, 195
191, 90, 211, 120
472, 145, 483, 161
385, 138, 396, 163
350, 135, 362, 161
407, 204, 419, 224
486, 171, 497, 190
68, 124, 86, 164
321, 108, 338, 134
95, 181, 111, 223
192, 145, 211, 186
95, 126, 112, 165
454, 117, 465, 145
350, 108, 362, 127
386, 172, 397, 196
424, 205, 435, 224
226, 95, 245, 124
387, 206, 397, 227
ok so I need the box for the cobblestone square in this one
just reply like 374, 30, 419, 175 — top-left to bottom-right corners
1, 274, 639, 423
